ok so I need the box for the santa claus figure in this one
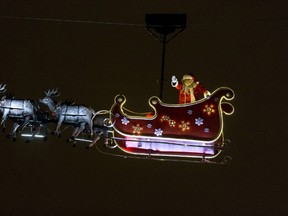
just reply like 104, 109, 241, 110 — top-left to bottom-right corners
171, 73, 210, 104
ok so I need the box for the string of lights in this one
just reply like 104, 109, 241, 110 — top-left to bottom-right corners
1, 15, 287, 27
0, 15, 144, 27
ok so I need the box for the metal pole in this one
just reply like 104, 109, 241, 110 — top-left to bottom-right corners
159, 34, 167, 100
145, 14, 186, 100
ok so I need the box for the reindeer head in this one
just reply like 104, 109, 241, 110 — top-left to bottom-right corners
39, 89, 60, 106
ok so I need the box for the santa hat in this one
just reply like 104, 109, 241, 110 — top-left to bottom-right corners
182, 73, 196, 81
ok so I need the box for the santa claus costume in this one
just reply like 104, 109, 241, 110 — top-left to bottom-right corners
171, 73, 210, 104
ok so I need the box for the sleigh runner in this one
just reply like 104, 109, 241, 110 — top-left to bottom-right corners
110, 87, 234, 160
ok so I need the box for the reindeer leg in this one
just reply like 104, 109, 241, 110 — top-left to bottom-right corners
55, 123, 61, 137
87, 134, 100, 149
12, 122, 20, 142
7, 122, 19, 139
1, 110, 9, 132
102, 129, 110, 145
35, 123, 41, 135
43, 124, 48, 141
71, 124, 86, 147
90, 122, 93, 138
32, 113, 37, 131
73, 124, 85, 138
67, 127, 79, 143
19, 116, 29, 130
55, 120, 63, 138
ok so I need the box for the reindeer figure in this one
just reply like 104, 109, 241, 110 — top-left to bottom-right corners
86, 110, 115, 149
39, 89, 96, 140
0, 84, 37, 132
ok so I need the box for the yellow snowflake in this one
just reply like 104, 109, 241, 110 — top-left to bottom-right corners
161, 115, 170, 122
132, 124, 143, 134
179, 121, 190, 131
169, 119, 176, 127
203, 104, 215, 116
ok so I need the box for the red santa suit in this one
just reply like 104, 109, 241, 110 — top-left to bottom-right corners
172, 74, 209, 104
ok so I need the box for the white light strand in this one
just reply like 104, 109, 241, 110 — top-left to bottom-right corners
0, 15, 144, 27
1, 15, 288, 27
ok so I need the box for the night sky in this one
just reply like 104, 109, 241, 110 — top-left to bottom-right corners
0, 1, 287, 215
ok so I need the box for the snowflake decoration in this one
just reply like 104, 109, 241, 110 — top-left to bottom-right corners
204, 127, 210, 133
179, 121, 190, 131
161, 115, 170, 122
168, 119, 176, 127
121, 117, 130, 125
147, 123, 152, 128
187, 109, 193, 115
154, 128, 163, 136
132, 124, 143, 134
195, 117, 204, 126
115, 113, 120, 118
203, 104, 215, 116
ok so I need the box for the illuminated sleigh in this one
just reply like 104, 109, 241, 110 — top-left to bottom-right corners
109, 87, 235, 163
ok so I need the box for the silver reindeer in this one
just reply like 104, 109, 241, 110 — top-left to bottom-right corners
0, 84, 37, 132
86, 110, 115, 149
39, 89, 96, 140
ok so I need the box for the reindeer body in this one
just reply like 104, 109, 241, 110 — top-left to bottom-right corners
40, 89, 95, 139
0, 84, 37, 131
54, 104, 93, 126
0, 99, 36, 117
86, 110, 115, 148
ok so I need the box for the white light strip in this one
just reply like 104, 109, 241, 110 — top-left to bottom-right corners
21, 134, 45, 138
125, 140, 214, 155
74, 138, 92, 143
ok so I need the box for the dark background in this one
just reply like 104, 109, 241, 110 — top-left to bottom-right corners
0, 1, 287, 215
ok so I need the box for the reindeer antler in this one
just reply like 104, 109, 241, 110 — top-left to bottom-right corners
45, 88, 60, 97
0, 84, 7, 93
